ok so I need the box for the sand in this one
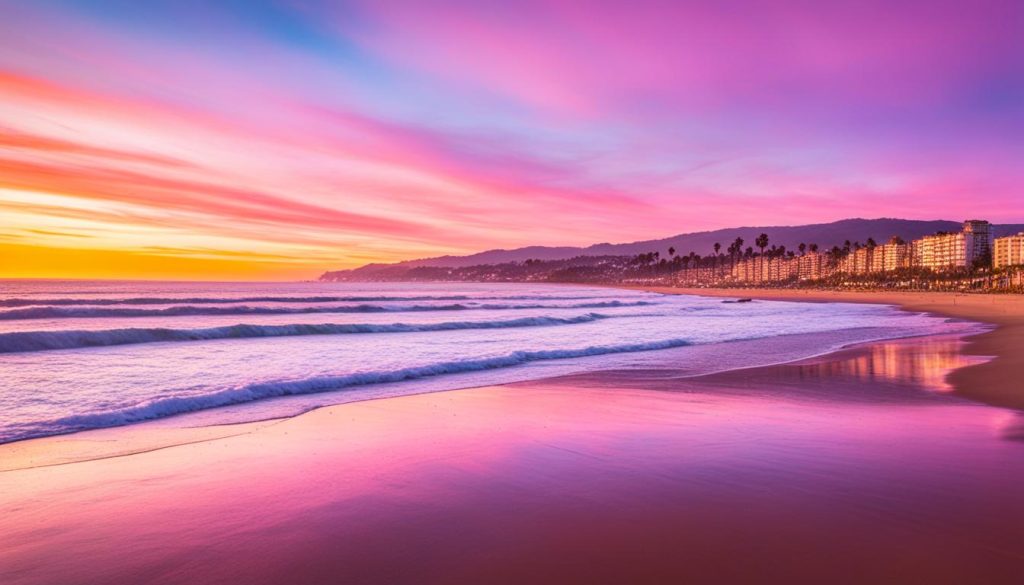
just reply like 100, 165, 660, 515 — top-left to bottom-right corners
2, 291, 1023, 584
634, 288, 1024, 411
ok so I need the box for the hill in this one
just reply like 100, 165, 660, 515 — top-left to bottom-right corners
322, 218, 1024, 281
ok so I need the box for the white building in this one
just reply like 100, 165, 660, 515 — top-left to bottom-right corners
994, 232, 1024, 268
912, 220, 992, 270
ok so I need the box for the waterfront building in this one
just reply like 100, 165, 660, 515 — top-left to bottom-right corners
870, 247, 885, 273
851, 248, 870, 274
798, 252, 824, 280
912, 220, 992, 270
730, 257, 754, 282
879, 238, 910, 272
994, 232, 1024, 268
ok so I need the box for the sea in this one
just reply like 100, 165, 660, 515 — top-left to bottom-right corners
0, 280, 978, 444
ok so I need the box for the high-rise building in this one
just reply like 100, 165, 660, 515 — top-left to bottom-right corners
994, 232, 1024, 268
964, 219, 994, 260
851, 248, 870, 274
797, 252, 824, 280
878, 237, 910, 272
868, 246, 884, 274
912, 220, 992, 270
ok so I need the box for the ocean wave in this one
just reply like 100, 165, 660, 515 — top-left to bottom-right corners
0, 294, 614, 307
38, 337, 694, 440
0, 313, 611, 353
0, 300, 653, 320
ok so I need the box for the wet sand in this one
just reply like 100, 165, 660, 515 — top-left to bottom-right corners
2, 333, 1023, 584
636, 288, 1024, 411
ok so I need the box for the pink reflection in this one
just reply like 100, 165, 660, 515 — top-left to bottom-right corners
2, 339, 1022, 583
789, 335, 988, 392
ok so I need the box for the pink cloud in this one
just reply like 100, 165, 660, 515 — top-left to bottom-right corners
0, 0, 1020, 276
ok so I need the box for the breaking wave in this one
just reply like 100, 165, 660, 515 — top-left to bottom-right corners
0, 313, 611, 353
25, 337, 694, 441
0, 294, 614, 307
0, 300, 653, 320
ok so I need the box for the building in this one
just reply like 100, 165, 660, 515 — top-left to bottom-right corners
912, 220, 992, 270
798, 252, 825, 280
729, 255, 799, 283
878, 237, 910, 272
774, 257, 799, 281
851, 248, 870, 274
869, 246, 886, 273
730, 257, 757, 282
834, 252, 853, 275
964, 219, 994, 260
994, 232, 1024, 268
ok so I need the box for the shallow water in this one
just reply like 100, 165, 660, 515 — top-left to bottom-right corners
1, 335, 1020, 584
0, 281, 977, 443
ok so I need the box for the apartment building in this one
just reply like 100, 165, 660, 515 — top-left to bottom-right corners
994, 232, 1024, 268
798, 252, 825, 280
879, 238, 911, 272
850, 248, 870, 274
729, 256, 797, 283
913, 220, 992, 270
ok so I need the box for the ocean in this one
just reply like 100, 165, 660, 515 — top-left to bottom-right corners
0, 280, 976, 444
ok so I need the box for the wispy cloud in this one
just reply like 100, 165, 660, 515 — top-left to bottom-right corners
0, 0, 1020, 278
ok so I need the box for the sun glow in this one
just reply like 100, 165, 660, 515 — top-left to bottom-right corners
0, 1, 1021, 279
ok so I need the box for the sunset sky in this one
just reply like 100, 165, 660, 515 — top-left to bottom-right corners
1, 0, 1022, 280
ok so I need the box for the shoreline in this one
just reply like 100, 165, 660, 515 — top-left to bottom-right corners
0, 290, 1008, 471
629, 287, 1024, 411
1, 287, 1018, 465
3, 325, 1022, 584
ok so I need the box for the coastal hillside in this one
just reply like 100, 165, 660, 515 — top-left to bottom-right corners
322, 218, 1024, 281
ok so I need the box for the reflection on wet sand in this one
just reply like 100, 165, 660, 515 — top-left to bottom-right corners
792, 335, 988, 392
2, 333, 1021, 585
550, 334, 990, 406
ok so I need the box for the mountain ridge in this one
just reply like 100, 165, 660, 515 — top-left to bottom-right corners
323, 218, 1024, 280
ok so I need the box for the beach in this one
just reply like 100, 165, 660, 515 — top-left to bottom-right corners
2, 289, 1023, 584
636, 288, 1024, 410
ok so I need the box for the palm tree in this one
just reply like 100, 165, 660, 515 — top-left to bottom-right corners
713, 242, 722, 279
755, 233, 769, 281
830, 246, 842, 268
798, 242, 807, 256
732, 236, 744, 276
668, 246, 675, 258
809, 243, 819, 253
865, 237, 877, 272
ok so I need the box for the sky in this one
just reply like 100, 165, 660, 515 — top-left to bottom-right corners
0, 0, 1022, 280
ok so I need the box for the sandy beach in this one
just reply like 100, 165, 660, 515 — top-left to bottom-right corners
634, 288, 1024, 411
2, 291, 1023, 584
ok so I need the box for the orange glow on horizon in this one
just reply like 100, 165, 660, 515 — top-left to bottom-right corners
0, 243, 328, 281
1, 2, 1021, 280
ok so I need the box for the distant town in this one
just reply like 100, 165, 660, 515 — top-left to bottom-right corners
323, 221, 1024, 292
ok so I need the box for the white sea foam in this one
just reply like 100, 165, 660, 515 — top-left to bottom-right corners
0, 313, 611, 353
0, 300, 652, 320
24, 337, 695, 441
0, 281, 970, 445
0, 294, 610, 307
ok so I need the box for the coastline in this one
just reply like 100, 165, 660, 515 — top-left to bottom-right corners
629, 287, 1024, 411
3, 287, 1024, 583
3, 326, 1022, 584
2, 287, 1018, 470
